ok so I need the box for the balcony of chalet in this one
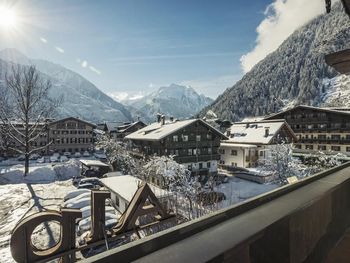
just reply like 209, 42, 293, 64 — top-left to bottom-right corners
83, 162, 350, 263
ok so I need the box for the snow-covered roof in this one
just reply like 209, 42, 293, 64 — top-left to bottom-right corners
220, 142, 258, 148
79, 159, 110, 167
125, 118, 227, 141
101, 175, 169, 202
105, 121, 145, 133
226, 119, 295, 145
264, 105, 350, 120
49, 117, 96, 128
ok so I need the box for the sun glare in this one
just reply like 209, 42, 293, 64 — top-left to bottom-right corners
0, 7, 17, 30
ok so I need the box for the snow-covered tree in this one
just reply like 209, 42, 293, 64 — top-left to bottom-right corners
306, 151, 346, 174
96, 135, 140, 175
0, 65, 60, 176
141, 156, 191, 190
259, 142, 307, 185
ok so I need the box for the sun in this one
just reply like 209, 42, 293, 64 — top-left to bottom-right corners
0, 6, 17, 30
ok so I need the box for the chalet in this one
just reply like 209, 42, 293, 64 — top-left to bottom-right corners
264, 105, 350, 157
220, 120, 297, 168
103, 121, 146, 140
47, 117, 95, 154
125, 117, 228, 176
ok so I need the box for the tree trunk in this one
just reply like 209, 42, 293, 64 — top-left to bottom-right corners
24, 153, 29, 176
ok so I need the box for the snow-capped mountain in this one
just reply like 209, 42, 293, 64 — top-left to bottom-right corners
200, 2, 350, 121
0, 48, 133, 123
124, 84, 213, 122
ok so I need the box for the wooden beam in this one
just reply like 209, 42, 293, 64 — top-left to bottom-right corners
325, 49, 350, 74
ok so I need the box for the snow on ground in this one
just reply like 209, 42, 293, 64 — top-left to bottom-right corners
214, 176, 278, 208
0, 161, 79, 263
0, 159, 80, 184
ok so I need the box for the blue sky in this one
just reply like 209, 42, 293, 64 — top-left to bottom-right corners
1, 0, 275, 98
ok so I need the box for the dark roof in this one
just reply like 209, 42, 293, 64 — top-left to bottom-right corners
264, 105, 350, 120
106, 121, 146, 133
48, 117, 96, 128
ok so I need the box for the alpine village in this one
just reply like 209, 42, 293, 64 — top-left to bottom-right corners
1, 1, 350, 263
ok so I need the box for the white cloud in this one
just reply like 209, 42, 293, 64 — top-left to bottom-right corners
240, 0, 334, 73
55, 46, 64, 53
39, 37, 47, 43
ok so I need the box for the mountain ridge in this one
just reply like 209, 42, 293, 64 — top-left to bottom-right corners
200, 2, 350, 121
123, 83, 213, 122
0, 48, 133, 123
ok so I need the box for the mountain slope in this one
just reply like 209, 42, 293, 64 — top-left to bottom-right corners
200, 2, 350, 121
125, 84, 213, 122
0, 49, 133, 123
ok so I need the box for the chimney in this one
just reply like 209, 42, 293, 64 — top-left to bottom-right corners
157, 113, 162, 123
265, 127, 270, 137
161, 115, 165, 125
226, 130, 231, 137
246, 123, 250, 128
170, 116, 174, 122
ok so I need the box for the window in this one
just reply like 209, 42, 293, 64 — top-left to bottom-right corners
219, 149, 225, 154
259, 151, 264, 157
294, 144, 302, 149
231, 150, 237, 156
318, 135, 326, 140
305, 145, 314, 150
173, 135, 178, 142
115, 197, 120, 207
199, 163, 203, 169
175, 149, 179, 156
188, 164, 192, 170
188, 149, 193, 155
346, 147, 350, 152
207, 133, 212, 140
182, 135, 188, 142
318, 145, 326, 151
331, 135, 341, 140
207, 162, 211, 168
331, 146, 341, 151
231, 162, 237, 167
196, 135, 201, 142
208, 148, 212, 155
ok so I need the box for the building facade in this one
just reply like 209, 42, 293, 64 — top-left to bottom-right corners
125, 118, 228, 177
48, 117, 95, 154
264, 105, 350, 157
102, 121, 147, 140
220, 120, 297, 168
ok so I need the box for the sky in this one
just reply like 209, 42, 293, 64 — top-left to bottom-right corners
0, 0, 329, 99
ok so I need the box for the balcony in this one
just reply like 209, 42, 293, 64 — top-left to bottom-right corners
85, 162, 350, 263
174, 154, 221, 163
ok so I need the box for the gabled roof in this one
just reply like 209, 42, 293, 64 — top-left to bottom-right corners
264, 105, 350, 120
125, 118, 227, 141
105, 121, 146, 133
101, 175, 169, 202
118, 121, 146, 133
226, 119, 296, 145
105, 122, 124, 132
48, 117, 96, 128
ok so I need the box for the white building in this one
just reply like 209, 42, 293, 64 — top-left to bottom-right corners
220, 120, 296, 168
101, 175, 171, 213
